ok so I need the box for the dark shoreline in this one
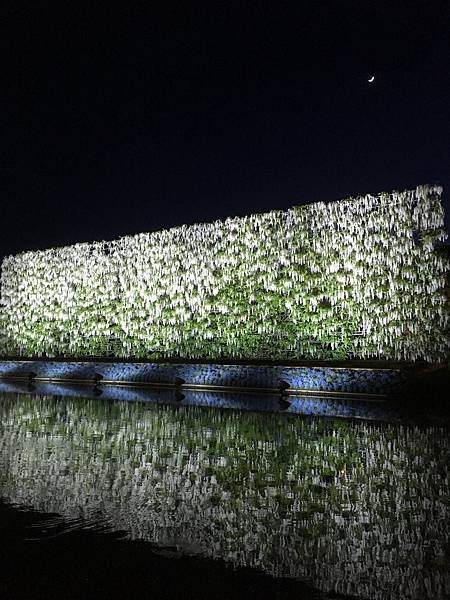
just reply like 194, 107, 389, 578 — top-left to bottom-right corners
0, 501, 323, 600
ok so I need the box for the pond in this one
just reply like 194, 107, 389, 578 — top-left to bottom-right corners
0, 390, 449, 599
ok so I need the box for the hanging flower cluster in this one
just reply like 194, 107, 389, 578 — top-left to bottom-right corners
0, 184, 448, 361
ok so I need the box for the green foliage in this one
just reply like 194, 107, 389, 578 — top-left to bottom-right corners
0, 185, 448, 361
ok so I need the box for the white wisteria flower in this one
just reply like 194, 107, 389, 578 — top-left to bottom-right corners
0, 185, 448, 361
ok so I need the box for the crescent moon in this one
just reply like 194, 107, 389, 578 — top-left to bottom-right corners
368, 76, 375, 83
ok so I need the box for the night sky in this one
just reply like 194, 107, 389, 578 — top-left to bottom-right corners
1, 1, 449, 261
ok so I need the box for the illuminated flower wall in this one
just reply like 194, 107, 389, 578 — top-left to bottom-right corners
0, 184, 448, 360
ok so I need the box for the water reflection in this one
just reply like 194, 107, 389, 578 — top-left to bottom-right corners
0, 392, 448, 600
0, 379, 401, 421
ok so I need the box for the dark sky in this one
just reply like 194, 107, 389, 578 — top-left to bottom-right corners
1, 1, 449, 260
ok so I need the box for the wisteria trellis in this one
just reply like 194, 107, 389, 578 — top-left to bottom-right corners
0, 185, 448, 361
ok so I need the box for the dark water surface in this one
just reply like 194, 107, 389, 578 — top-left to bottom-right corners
0, 391, 449, 599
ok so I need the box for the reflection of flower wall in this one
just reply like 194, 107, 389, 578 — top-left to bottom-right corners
0, 184, 448, 360
0, 394, 448, 600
